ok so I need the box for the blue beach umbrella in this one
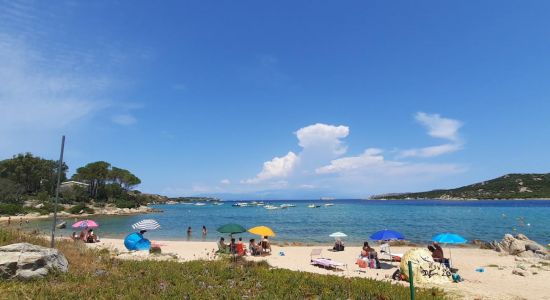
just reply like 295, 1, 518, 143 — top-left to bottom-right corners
124, 232, 151, 251
370, 230, 405, 241
432, 233, 467, 265
432, 233, 467, 244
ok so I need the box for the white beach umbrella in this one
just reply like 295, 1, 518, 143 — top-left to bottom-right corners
132, 219, 161, 231
329, 232, 348, 238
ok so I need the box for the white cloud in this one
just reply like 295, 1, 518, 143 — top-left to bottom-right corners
243, 152, 298, 183
220, 179, 231, 185
415, 112, 462, 142
111, 114, 137, 126
296, 123, 349, 155
397, 112, 464, 158
398, 143, 463, 158
317, 148, 463, 178
316, 148, 386, 174
241, 114, 466, 195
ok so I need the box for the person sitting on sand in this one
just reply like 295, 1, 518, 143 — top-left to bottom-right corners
79, 228, 88, 241
333, 239, 345, 251
249, 239, 261, 256
71, 231, 78, 241
261, 236, 271, 253
230, 238, 239, 254
86, 229, 99, 243
218, 237, 229, 253
361, 241, 374, 257
431, 242, 444, 262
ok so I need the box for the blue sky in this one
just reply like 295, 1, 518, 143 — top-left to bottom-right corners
1, 1, 550, 199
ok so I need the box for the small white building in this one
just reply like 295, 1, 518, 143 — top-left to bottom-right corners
59, 181, 89, 191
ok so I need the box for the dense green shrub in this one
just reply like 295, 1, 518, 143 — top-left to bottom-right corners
69, 203, 95, 214
0, 204, 24, 215
114, 199, 138, 209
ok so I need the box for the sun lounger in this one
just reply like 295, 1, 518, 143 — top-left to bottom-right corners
310, 248, 322, 260
311, 258, 347, 270
379, 243, 403, 262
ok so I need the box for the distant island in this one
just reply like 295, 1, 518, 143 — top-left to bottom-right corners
370, 173, 550, 200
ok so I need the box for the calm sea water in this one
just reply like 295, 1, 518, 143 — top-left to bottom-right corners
29, 200, 550, 245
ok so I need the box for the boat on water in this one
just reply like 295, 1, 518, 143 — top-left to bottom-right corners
308, 204, 321, 208
280, 203, 296, 208
212, 202, 224, 206
324, 203, 334, 207
264, 205, 279, 210
232, 202, 249, 207
56, 221, 66, 229
194, 202, 206, 206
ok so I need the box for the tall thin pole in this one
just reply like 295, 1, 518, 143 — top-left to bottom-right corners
50, 135, 65, 248
408, 261, 415, 300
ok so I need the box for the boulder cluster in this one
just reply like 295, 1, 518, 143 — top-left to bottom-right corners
0, 243, 68, 280
491, 234, 549, 259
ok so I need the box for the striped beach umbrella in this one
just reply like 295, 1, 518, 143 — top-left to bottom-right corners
132, 219, 161, 231
72, 219, 99, 228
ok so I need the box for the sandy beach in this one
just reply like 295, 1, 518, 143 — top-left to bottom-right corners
88, 238, 550, 300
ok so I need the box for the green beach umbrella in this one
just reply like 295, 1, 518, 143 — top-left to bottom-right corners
217, 223, 246, 235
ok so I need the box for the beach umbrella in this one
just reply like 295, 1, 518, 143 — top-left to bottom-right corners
132, 219, 161, 231
217, 223, 246, 235
370, 229, 404, 241
72, 219, 99, 228
432, 233, 467, 266
432, 233, 467, 244
329, 232, 347, 239
370, 230, 404, 266
248, 226, 276, 237
124, 232, 151, 251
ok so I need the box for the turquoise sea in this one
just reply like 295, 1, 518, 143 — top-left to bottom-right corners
30, 200, 550, 246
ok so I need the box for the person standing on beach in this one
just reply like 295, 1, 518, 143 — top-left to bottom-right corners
19, 217, 22, 227
202, 225, 207, 236
186, 226, 192, 240
7, 217, 11, 226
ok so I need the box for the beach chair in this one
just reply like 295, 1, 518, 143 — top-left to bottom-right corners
261, 241, 272, 254
379, 243, 403, 262
355, 258, 368, 273
311, 258, 347, 271
236, 243, 246, 256
310, 248, 322, 261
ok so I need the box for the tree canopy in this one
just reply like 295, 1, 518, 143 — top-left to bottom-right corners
72, 161, 141, 200
0, 153, 67, 195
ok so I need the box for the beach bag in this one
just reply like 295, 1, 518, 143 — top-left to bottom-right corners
392, 269, 402, 281
369, 259, 375, 269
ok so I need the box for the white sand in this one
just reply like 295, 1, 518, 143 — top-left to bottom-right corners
88, 239, 550, 300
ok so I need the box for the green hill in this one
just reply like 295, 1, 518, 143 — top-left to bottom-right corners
370, 173, 550, 200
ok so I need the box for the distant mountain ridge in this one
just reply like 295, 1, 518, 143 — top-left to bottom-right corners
370, 173, 550, 200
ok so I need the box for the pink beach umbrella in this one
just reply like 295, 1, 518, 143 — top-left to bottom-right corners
72, 220, 99, 228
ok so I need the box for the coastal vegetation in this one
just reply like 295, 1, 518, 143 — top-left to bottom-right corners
0, 228, 445, 299
0, 153, 150, 216
370, 173, 550, 200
